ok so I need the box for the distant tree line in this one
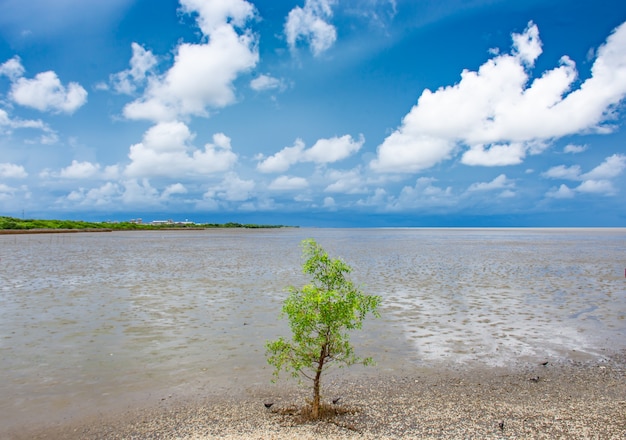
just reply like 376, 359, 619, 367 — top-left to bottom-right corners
0, 216, 293, 231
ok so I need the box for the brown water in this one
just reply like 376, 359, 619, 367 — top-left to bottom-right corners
1, 228, 625, 430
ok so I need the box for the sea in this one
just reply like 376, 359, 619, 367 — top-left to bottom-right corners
1, 227, 625, 430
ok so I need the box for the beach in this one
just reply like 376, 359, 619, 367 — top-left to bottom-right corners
9, 351, 626, 439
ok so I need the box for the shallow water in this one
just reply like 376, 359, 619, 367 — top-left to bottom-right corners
1, 228, 625, 429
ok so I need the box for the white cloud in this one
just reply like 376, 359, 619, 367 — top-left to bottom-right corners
0, 183, 18, 200
179, 0, 256, 34
59, 160, 100, 179
543, 154, 626, 198
543, 154, 625, 182
306, 134, 364, 163
161, 183, 187, 200
268, 175, 309, 190
257, 134, 364, 173
121, 178, 160, 206
257, 139, 305, 173
205, 172, 255, 201
125, 122, 238, 178
563, 143, 587, 154
285, 0, 337, 56
0, 108, 58, 145
250, 74, 285, 92
386, 177, 454, 211
582, 154, 626, 180
110, 43, 158, 94
102, 165, 121, 180
324, 168, 367, 194
0, 56, 25, 80
0, 163, 27, 178
546, 184, 575, 199
575, 179, 616, 195
8, 64, 87, 113
542, 164, 582, 180
42, 161, 120, 181
462, 143, 526, 166
467, 174, 514, 192
322, 196, 336, 208
371, 20, 626, 173
123, 0, 258, 121
67, 182, 121, 206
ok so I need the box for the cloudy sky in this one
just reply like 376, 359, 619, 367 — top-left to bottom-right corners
1, 0, 626, 226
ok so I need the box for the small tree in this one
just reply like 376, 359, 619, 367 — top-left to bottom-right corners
266, 238, 381, 418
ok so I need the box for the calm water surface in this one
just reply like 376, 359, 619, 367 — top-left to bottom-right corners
1, 228, 625, 429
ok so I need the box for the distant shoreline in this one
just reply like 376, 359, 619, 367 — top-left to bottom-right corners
0, 227, 292, 234
0, 216, 295, 233
0, 228, 114, 234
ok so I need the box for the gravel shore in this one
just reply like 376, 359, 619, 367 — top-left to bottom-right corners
9, 353, 626, 439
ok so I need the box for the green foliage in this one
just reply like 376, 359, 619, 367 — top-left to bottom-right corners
0, 216, 292, 231
266, 238, 380, 418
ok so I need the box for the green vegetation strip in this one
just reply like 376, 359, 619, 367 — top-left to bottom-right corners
0, 216, 291, 232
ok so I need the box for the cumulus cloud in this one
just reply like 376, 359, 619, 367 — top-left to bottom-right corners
250, 74, 285, 92
161, 183, 187, 200
575, 179, 616, 195
543, 154, 626, 181
583, 154, 626, 180
462, 143, 527, 166
285, 0, 337, 56
371, 20, 626, 173
268, 175, 309, 190
257, 134, 364, 173
543, 154, 626, 197
125, 121, 238, 178
467, 174, 514, 192
204, 172, 255, 201
563, 143, 587, 154
123, 0, 258, 121
67, 182, 121, 206
385, 177, 454, 211
120, 178, 160, 206
324, 168, 367, 194
59, 160, 101, 179
542, 164, 582, 180
1, 57, 87, 114
0, 56, 25, 80
179, 0, 255, 34
0, 163, 27, 178
43, 160, 119, 180
110, 43, 158, 94
0, 183, 19, 201
0, 108, 55, 139
545, 184, 576, 199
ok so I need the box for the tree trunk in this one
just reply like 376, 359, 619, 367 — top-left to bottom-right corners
312, 346, 325, 418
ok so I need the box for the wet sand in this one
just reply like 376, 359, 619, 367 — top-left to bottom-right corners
8, 351, 626, 439
2, 229, 625, 438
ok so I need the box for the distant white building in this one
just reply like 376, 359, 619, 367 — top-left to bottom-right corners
150, 219, 174, 225
150, 219, 196, 226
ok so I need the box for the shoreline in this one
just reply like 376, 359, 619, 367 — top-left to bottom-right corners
0, 228, 114, 234
7, 352, 626, 439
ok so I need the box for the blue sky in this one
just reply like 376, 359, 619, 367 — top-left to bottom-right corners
1, 0, 626, 227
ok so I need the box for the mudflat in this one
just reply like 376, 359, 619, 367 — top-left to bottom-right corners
9, 352, 626, 440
